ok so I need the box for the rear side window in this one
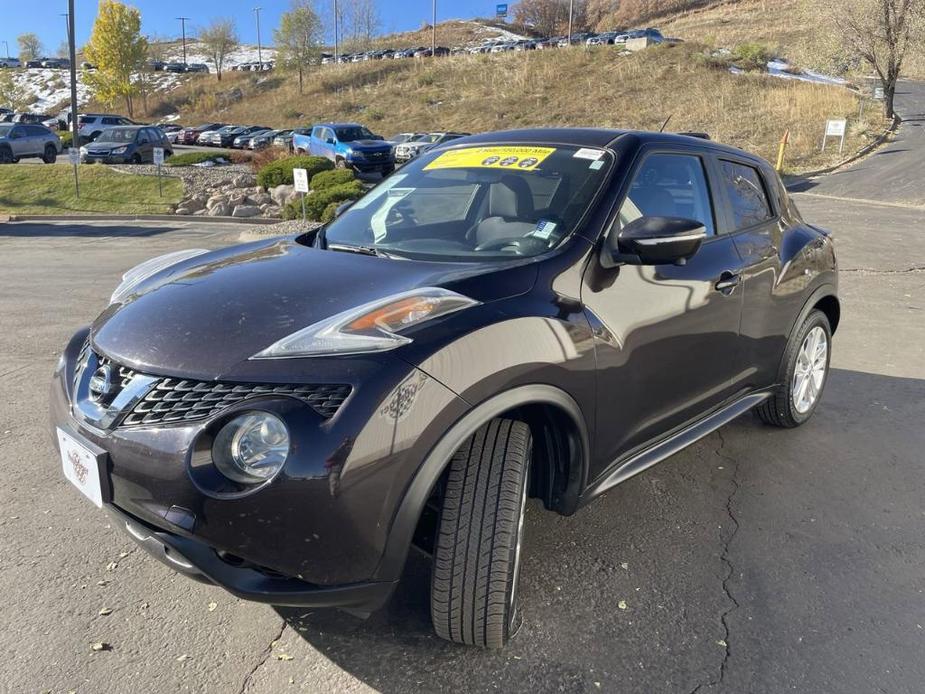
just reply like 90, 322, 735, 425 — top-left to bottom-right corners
720, 160, 773, 229
618, 153, 716, 236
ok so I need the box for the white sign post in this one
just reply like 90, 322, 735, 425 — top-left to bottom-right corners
68, 146, 80, 198
821, 118, 847, 154
874, 86, 885, 100
153, 147, 165, 197
293, 168, 309, 222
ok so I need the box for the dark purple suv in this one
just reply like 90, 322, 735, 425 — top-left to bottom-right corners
50, 128, 838, 648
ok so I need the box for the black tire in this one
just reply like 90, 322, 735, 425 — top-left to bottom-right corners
131, 153, 142, 164
431, 418, 532, 648
335, 157, 347, 169
12, 157, 20, 164
756, 309, 832, 428
42, 145, 57, 164
0, 147, 13, 164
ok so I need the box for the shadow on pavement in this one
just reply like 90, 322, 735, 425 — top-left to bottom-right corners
0, 222, 187, 238
277, 367, 925, 694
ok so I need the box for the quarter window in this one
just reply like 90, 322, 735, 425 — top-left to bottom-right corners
618, 153, 716, 235
720, 160, 773, 229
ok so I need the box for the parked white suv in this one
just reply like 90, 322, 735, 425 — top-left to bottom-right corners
77, 113, 138, 143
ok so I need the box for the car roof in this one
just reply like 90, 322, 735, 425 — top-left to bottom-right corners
315, 122, 363, 128
451, 127, 766, 163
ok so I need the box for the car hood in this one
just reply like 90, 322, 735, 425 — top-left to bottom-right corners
91, 236, 537, 380
345, 140, 390, 151
85, 143, 124, 152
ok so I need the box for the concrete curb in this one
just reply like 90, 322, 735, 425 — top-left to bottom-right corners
786, 114, 901, 186
4, 213, 282, 225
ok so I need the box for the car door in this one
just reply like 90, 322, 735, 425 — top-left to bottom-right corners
136, 129, 151, 161
582, 147, 747, 463
715, 157, 788, 389
8, 126, 29, 157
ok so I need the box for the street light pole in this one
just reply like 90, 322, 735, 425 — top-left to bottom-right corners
2, 41, 9, 59
176, 17, 190, 67
253, 7, 263, 67
333, 0, 339, 64
432, 0, 436, 56
567, 0, 574, 46
67, 0, 79, 197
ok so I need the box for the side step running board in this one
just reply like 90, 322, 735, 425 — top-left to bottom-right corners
583, 391, 771, 500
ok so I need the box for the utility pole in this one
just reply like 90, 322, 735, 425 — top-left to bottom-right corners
67, 0, 79, 197
1, 41, 8, 59
567, 0, 574, 46
432, 0, 436, 55
253, 7, 263, 67
176, 17, 190, 67
333, 0, 339, 64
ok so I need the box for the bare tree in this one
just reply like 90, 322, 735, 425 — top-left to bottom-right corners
200, 19, 239, 81
17, 33, 43, 63
347, 0, 380, 49
816, 0, 925, 118
513, 0, 589, 38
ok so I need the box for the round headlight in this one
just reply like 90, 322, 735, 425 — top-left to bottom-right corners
212, 412, 290, 484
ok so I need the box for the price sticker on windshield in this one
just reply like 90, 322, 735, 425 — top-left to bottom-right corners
424, 146, 555, 172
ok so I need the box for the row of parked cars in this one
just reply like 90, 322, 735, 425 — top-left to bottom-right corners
320, 27, 668, 63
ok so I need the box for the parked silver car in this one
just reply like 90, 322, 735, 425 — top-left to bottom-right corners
0, 123, 62, 164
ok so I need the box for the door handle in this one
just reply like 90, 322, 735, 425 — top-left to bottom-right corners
715, 272, 741, 294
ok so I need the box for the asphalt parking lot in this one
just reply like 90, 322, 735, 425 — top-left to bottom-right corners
2, 109, 925, 692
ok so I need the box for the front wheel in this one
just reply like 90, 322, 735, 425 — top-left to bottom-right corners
756, 309, 832, 427
430, 418, 531, 648
0, 147, 13, 164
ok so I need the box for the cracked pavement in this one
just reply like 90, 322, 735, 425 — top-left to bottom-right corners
2, 86, 925, 691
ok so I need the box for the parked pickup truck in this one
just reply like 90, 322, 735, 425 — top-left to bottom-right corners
292, 122, 394, 174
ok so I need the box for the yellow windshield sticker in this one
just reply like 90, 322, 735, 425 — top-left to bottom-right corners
424, 146, 556, 172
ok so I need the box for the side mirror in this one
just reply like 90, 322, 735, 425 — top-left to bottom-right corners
602, 216, 706, 268
326, 138, 336, 145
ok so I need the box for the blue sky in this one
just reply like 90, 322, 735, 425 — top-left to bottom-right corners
1, 0, 505, 56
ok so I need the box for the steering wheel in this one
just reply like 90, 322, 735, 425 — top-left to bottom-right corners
386, 201, 418, 227
474, 236, 549, 255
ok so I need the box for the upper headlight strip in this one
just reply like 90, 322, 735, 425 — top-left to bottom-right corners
252, 287, 479, 359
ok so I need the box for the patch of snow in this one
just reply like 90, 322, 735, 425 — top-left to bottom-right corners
463, 21, 530, 44
8, 68, 91, 113
766, 59, 847, 86
162, 43, 277, 72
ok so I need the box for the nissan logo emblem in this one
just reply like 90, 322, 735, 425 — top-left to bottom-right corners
88, 364, 114, 402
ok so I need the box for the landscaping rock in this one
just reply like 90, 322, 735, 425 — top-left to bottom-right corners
181, 197, 206, 213
270, 184, 294, 206
232, 204, 260, 218
175, 206, 193, 215
248, 193, 273, 207
206, 195, 227, 210
232, 173, 257, 188
209, 202, 231, 217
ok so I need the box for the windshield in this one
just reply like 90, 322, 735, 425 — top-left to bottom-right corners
0, 125, 13, 136
97, 128, 137, 143
335, 126, 374, 141
323, 144, 612, 261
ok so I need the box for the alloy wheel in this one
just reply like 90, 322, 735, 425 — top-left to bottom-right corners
791, 326, 828, 414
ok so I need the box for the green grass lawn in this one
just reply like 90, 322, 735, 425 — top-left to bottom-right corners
0, 163, 184, 215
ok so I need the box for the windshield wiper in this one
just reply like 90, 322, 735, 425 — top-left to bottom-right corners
327, 242, 386, 257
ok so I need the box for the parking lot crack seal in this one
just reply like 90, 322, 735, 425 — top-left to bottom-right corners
841, 265, 925, 275
237, 618, 286, 694
690, 429, 741, 694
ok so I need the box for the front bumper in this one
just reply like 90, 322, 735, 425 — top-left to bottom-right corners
111, 504, 396, 612
50, 327, 469, 605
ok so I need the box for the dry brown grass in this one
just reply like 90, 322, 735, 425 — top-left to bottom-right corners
151, 42, 884, 173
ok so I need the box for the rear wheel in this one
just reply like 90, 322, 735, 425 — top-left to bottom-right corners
430, 418, 532, 648
756, 309, 832, 428
42, 145, 57, 164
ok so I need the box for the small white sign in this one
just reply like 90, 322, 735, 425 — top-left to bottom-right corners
874, 87, 885, 100
153, 147, 165, 166
825, 119, 847, 137
293, 168, 309, 193
68, 147, 79, 165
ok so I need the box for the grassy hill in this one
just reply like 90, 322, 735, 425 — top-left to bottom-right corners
146, 41, 883, 174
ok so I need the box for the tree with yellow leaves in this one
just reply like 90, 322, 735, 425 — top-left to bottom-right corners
84, 1, 148, 117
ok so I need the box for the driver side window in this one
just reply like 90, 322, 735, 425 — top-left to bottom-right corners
618, 153, 716, 236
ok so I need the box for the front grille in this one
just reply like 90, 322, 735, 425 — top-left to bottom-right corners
122, 378, 351, 426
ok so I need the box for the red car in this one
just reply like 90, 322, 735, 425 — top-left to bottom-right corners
177, 123, 224, 145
